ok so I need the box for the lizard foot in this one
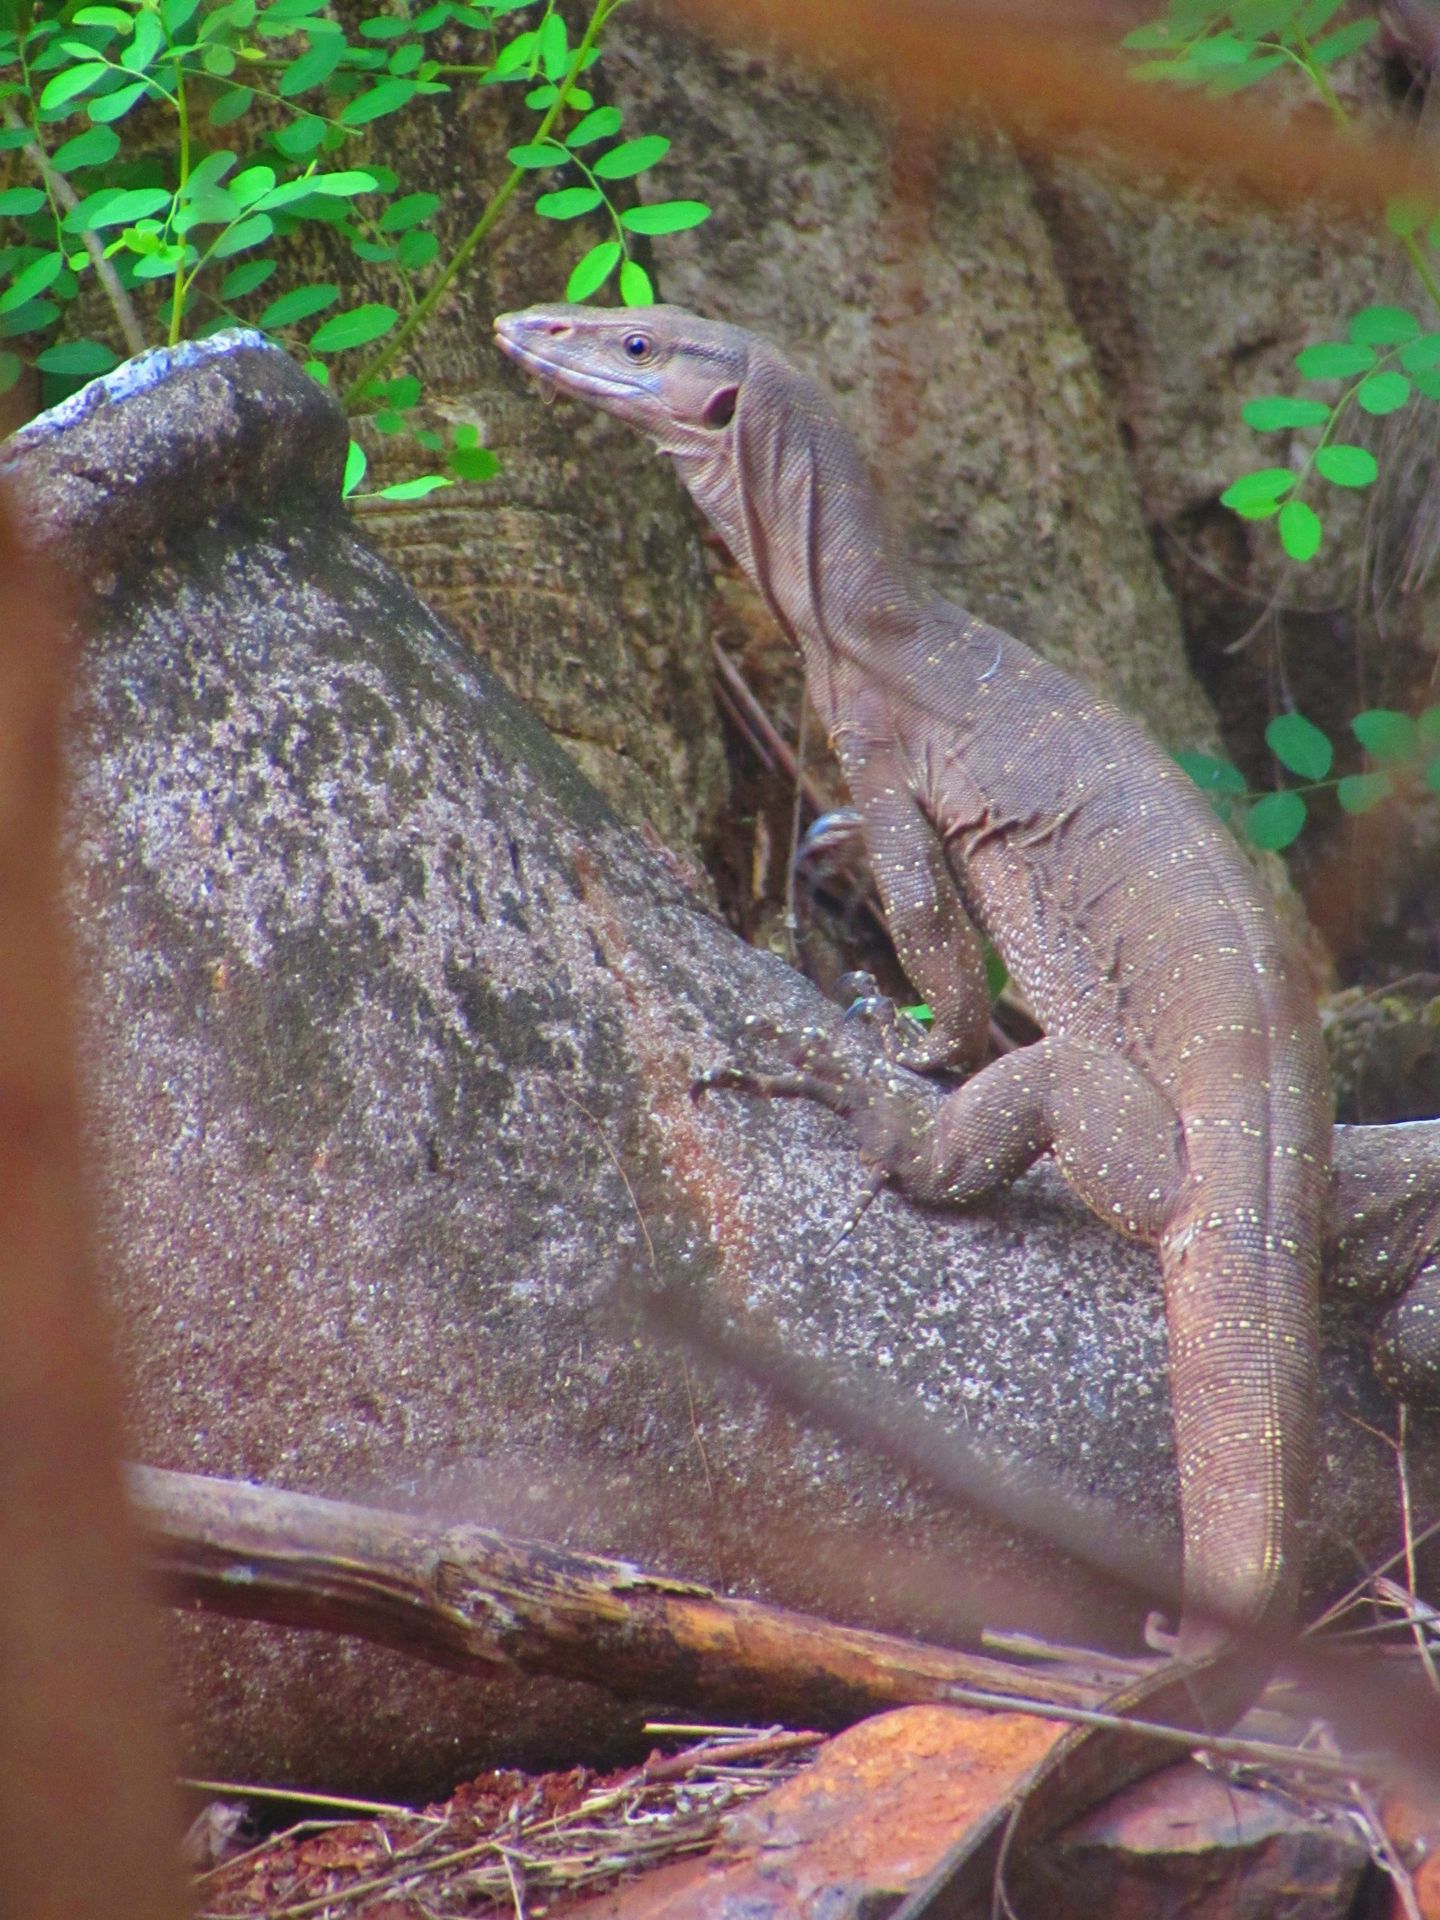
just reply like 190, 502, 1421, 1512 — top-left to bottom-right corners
692, 1019, 859, 1117
836, 970, 958, 1074
693, 1019, 941, 1192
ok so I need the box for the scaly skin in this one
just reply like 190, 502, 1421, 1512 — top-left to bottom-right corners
491, 304, 1436, 1914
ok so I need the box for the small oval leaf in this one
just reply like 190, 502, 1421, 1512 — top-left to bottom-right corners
1356, 370, 1410, 415
1245, 790, 1307, 851
1265, 712, 1332, 780
1337, 771, 1392, 814
564, 238, 620, 301
1314, 444, 1378, 487
1352, 708, 1418, 763
1277, 498, 1322, 560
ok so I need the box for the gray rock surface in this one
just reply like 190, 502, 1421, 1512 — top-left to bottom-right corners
3, 338, 1436, 1798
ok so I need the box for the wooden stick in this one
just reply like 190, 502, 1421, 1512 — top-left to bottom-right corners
131, 1464, 1104, 1725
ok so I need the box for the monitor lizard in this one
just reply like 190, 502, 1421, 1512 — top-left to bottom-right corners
493, 303, 1440, 1914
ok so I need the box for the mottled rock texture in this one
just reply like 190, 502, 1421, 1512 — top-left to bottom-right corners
3, 338, 1435, 1797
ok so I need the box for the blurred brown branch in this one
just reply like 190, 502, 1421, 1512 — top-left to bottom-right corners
131, 1463, 1113, 1727
668, 0, 1440, 219
0, 493, 188, 1920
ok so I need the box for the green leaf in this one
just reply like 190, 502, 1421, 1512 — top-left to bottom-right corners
534, 185, 602, 219
0, 349, 22, 393
67, 185, 171, 230
1337, 771, 1391, 813
488, 26, 536, 77
211, 211, 272, 255
1348, 304, 1418, 346
51, 123, 119, 168
1220, 466, 1294, 513
359, 13, 408, 35
1413, 370, 1440, 401
179, 149, 237, 199
378, 190, 439, 230
39, 61, 108, 107
1295, 0, 1344, 30
1175, 749, 1247, 795
396, 227, 437, 269
277, 34, 346, 95
230, 163, 277, 205
1310, 16, 1377, 61
72, 6, 133, 26
1352, 708, 1418, 763
592, 134, 669, 180
1231, 0, 1300, 30
309, 301, 396, 351
1205, 46, 1288, 89
207, 85, 253, 125
89, 78, 152, 120
619, 256, 653, 305
121, 10, 163, 71
1277, 497, 1322, 559
1265, 711, 1332, 779
1245, 790, 1306, 851
536, 6, 565, 79
381, 373, 420, 407
448, 443, 497, 480
272, 114, 328, 157
508, 140, 565, 168
370, 472, 451, 499
265, 170, 378, 208
1313, 444, 1377, 487
339, 77, 417, 124
219, 257, 275, 299
343, 439, 366, 496
0, 248, 63, 311
0, 186, 45, 215
1241, 395, 1331, 430
33, 336, 116, 373
1294, 341, 1376, 379
565, 104, 621, 146
619, 199, 710, 235
565, 237, 619, 300
388, 40, 423, 73
1356, 370, 1410, 415
201, 44, 236, 74
1399, 334, 1440, 374
162, 0, 204, 32
0, 298, 60, 337
1419, 705, 1440, 745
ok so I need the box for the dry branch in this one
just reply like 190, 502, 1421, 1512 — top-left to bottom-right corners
132, 1464, 1107, 1727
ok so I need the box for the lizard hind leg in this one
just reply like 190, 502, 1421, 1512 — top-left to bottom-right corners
1373, 1262, 1440, 1409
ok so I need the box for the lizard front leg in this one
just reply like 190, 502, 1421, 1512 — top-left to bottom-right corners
703, 1023, 1186, 1239
834, 733, 992, 1075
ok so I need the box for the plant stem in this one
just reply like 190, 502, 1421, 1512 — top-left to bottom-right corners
167, 55, 191, 346
0, 101, 145, 355
342, 0, 625, 408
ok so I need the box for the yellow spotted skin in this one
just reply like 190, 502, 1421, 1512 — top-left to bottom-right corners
494, 304, 1440, 1908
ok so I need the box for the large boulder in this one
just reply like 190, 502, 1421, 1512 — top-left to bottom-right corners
3, 336, 1434, 1797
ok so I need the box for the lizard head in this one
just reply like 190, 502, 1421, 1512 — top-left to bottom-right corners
493, 303, 750, 458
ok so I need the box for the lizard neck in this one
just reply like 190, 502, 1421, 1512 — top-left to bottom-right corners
670, 353, 951, 735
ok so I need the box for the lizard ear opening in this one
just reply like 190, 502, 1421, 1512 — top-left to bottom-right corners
703, 385, 738, 430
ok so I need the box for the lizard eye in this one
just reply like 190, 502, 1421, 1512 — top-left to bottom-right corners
622, 332, 652, 361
